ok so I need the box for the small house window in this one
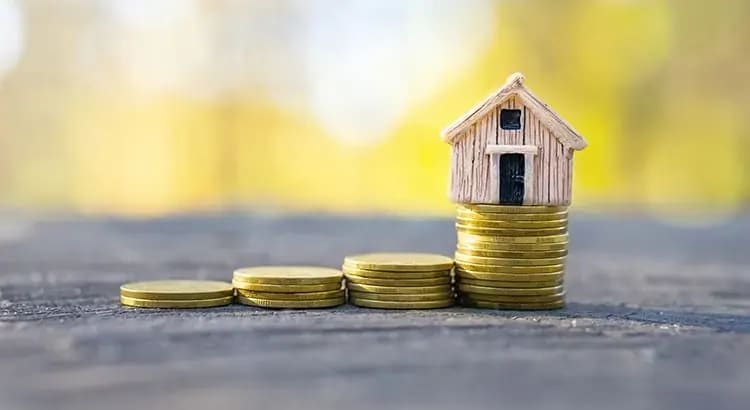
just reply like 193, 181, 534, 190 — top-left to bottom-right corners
500, 109, 522, 130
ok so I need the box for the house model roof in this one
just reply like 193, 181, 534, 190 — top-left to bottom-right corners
441, 73, 588, 150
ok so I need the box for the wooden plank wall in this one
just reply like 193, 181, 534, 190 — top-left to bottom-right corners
450, 111, 497, 203
450, 131, 468, 202
521, 107, 571, 205
474, 110, 494, 203
449, 97, 572, 205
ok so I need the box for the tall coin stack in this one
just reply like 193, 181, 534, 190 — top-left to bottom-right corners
343, 253, 455, 309
454, 204, 568, 310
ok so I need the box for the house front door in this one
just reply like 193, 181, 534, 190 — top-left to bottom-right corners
499, 153, 524, 205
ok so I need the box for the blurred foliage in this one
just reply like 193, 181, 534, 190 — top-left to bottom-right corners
0, 0, 748, 216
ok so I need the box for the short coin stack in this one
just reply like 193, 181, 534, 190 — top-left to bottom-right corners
233, 266, 345, 309
120, 280, 234, 308
454, 204, 568, 310
343, 253, 454, 309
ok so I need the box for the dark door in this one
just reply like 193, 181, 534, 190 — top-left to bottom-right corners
499, 154, 524, 205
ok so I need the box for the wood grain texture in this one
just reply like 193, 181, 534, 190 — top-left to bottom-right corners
449, 132, 467, 202
2, 214, 750, 410
489, 153, 499, 202
566, 149, 574, 202
449, 85, 572, 206
442, 73, 587, 151
550, 136, 558, 204
526, 111, 541, 200
475, 116, 492, 203
541, 120, 551, 204
485, 145, 538, 155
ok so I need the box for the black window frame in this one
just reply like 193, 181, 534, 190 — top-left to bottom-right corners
500, 109, 522, 130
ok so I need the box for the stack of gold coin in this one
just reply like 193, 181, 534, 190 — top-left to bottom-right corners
343, 253, 454, 309
233, 266, 345, 309
120, 280, 234, 308
454, 204, 568, 310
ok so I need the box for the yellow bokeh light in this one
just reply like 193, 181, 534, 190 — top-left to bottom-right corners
0, 0, 747, 218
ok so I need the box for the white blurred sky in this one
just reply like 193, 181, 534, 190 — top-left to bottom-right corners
0, 0, 23, 78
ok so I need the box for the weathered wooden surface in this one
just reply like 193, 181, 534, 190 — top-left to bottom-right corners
1, 213, 750, 410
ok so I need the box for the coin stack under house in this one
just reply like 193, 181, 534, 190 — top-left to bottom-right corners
233, 266, 346, 309
454, 204, 568, 310
343, 253, 454, 309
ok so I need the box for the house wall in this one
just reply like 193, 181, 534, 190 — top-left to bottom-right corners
449, 96, 573, 206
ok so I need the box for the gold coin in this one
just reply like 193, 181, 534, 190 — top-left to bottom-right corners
232, 280, 342, 293
343, 253, 453, 272
459, 291, 565, 303
456, 224, 568, 237
342, 266, 451, 279
457, 232, 569, 245
346, 283, 451, 294
120, 295, 233, 308
236, 288, 345, 300
348, 290, 453, 302
456, 239, 568, 252
456, 277, 562, 288
120, 280, 233, 300
457, 209, 568, 221
457, 283, 564, 296
455, 246, 567, 259
454, 252, 566, 267
458, 204, 567, 214
236, 295, 345, 309
458, 297, 565, 310
233, 266, 343, 285
456, 217, 567, 229
344, 274, 452, 287
349, 296, 454, 309
455, 262, 564, 274
455, 269, 564, 282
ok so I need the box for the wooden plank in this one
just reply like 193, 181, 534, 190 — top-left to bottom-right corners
522, 106, 527, 145
489, 153, 499, 203
487, 108, 498, 203
452, 132, 472, 202
496, 101, 510, 145
523, 152, 534, 205
549, 138, 558, 204
525, 108, 542, 204
474, 117, 491, 202
541, 120, 550, 204
556, 142, 564, 204
566, 149, 574, 204
563, 145, 567, 203
535, 121, 543, 204
485, 145, 538, 155
507, 96, 520, 145
563, 146, 568, 204
474, 123, 486, 203
465, 126, 476, 201
514, 96, 524, 145
449, 136, 462, 202
533, 111, 541, 204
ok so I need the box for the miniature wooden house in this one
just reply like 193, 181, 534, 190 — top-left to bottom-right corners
442, 73, 587, 206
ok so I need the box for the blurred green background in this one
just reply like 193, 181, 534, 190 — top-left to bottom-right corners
0, 0, 747, 218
